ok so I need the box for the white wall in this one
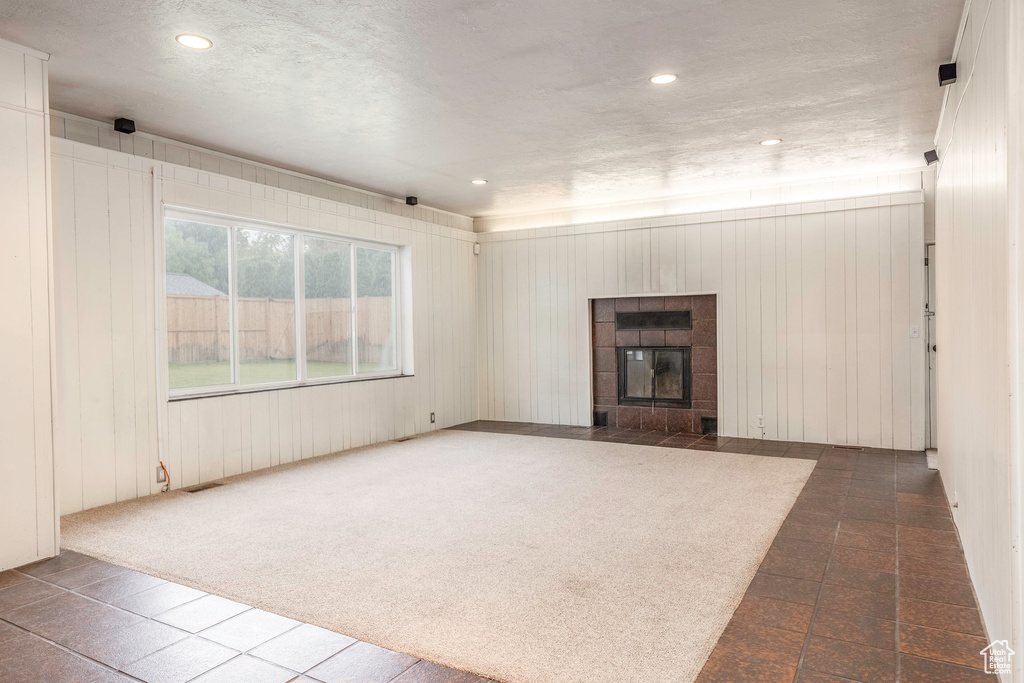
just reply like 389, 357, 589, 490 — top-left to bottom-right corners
934, 0, 1021, 670
477, 182, 928, 449
50, 111, 473, 234
53, 137, 478, 515
0, 40, 57, 570
475, 171, 930, 233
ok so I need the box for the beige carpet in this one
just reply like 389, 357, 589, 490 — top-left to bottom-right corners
62, 430, 814, 683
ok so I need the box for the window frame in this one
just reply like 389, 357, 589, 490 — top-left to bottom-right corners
163, 207, 404, 399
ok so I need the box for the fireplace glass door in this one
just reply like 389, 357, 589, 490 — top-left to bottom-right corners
618, 347, 691, 408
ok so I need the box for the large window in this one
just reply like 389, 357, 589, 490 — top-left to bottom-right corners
164, 210, 401, 396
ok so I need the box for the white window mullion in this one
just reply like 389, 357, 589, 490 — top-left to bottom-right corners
229, 226, 240, 386
351, 242, 359, 375
296, 235, 306, 381
391, 250, 399, 373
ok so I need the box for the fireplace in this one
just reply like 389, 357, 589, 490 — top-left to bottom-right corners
592, 295, 717, 433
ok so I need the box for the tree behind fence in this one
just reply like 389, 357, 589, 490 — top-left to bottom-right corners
167, 295, 393, 363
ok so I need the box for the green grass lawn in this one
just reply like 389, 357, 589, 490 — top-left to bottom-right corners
169, 359, 387, 389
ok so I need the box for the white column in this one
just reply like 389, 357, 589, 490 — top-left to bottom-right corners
0, 38, 57, 571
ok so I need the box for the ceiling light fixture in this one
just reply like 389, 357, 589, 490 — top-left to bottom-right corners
760, 138, 782, 146
176, 34, 213, 50
649, 73, 677, 85
472, 179, 488, 185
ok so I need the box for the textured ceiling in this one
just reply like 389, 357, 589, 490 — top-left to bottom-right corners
1, 0, 960, 217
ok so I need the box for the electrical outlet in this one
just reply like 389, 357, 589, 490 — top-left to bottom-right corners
756, 415, 765, 428
430, 412, 436, 424
910, 325, 921, 339
156, 466, 166, 483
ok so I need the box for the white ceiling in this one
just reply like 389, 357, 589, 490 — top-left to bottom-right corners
2, 0, 960, 218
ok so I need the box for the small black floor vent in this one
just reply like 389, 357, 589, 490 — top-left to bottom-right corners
183, 482, 225, 493
831, 445, 864, 451
700, 416, 717, 435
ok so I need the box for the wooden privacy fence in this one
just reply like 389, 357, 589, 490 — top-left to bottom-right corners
166, 295, 394, 363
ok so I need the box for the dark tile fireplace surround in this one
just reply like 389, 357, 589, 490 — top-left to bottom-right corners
592, 295, 717, 434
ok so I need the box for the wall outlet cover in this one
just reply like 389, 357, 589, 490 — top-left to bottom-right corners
156, 466, 166, 483
430, 412, 436, 424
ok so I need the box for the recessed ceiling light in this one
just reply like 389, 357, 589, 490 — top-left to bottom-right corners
472, 179, 488, 185
649, 73, 678, 85
760, 138, 782, 146
176, 34, 213, 50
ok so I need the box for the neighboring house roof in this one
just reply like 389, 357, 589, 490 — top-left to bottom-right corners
166, 273, 226, 297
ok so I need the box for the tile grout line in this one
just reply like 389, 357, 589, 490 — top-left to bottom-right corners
1, 615, 148, 682
791, 460, 849, 681
894, 454, 902, 683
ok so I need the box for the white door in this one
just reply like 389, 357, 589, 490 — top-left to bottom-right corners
926, 244, 937, 448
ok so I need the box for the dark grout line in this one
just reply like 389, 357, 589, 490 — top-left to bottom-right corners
894, 455, 902, 683
1, 614, 148, 682
792, 471, 848, 677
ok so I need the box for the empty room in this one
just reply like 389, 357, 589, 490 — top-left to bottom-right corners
1, 0, 1022, 681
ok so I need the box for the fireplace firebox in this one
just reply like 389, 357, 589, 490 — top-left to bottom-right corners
618, 347, 691, 408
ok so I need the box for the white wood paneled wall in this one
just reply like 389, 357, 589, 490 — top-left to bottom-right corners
53, 138, 478, 515
477, 188, 928, 450
49, 111, 473, 233
475, 171, 928, 232
0, 40, 57, 571
934, 0, 1017, 661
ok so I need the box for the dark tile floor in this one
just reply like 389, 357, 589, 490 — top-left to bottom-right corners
0, 551, 493, 683
451, 420, 838, 458
2, 422, 987, 682
454, 421, 991, 682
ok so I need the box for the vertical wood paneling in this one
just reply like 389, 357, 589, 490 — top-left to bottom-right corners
784, 215, 804, 440
735, 221, 749, 435
476, 192, 927, 449
222, 395, 242, 477
856, 209, 882, 446
75, 161, 117, 508
556, 235, 572, 423
743, 220, 762, 437
179, 400, 199, 487
197, 397, 224, 483
501, 241, 518, 419
801, 213, 828, 444
0, 45, 56, 570
760, 219, 779, 440
843, 209, 859, 444
54, 138, 478, 513
684, 224, 701, 292
774, 219, 789, 440
876, 211, 894, 448
107, 167, 138, 502
573, 235, 590, 425
889, 207, 912, 449
720, 221, 739, 437
54, 156, 84, 514
824, 211, 848, 443
932, 0, 1015, 662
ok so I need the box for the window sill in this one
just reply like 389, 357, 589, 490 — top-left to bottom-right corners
167, 373, 414, 402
